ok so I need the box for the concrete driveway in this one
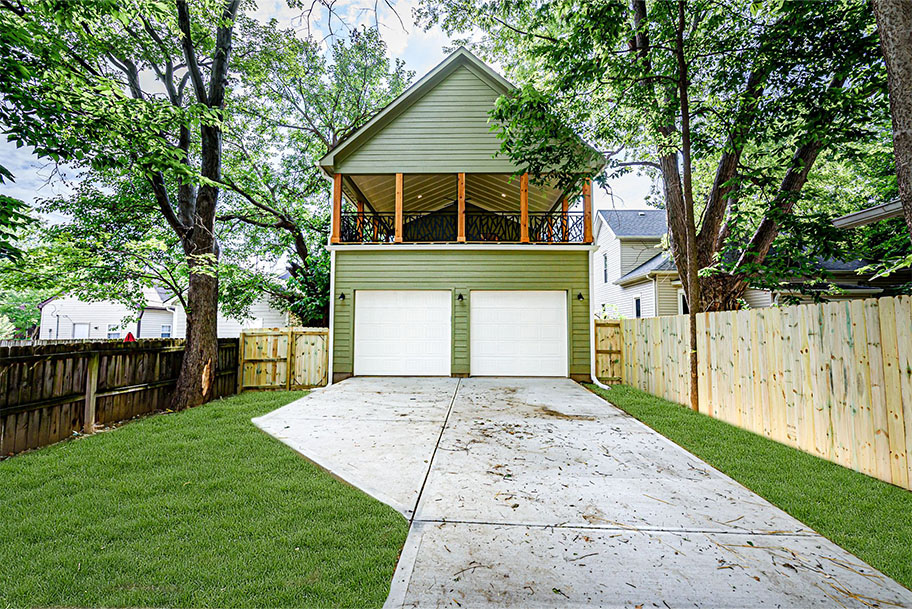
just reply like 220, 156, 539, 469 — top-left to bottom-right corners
253, 377, 912, 608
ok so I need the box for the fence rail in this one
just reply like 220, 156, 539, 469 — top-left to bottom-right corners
602, 295, 912, 490
0, 339, 238, 456
238, 327, 329, 390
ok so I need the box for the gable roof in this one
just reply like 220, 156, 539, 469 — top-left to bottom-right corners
319, 47, 514, 174
319, 47, 603, 179
598, 209, 667, 238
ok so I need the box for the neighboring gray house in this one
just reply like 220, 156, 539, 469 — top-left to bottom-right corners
37, 288, 289, 340
593, 209, 891, 319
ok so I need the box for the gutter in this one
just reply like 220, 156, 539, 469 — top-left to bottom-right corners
615, 270, 678, 288
833, 199, 902, 229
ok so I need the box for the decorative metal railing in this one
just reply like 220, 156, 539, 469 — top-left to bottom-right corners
339, 211, 396, 243
403, 212, 457, 242
529, 211, 585, 243
465, 212, 522, 242
338, 210, 586, 243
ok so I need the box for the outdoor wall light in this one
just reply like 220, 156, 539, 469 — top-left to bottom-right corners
338, 292, 345, 301
457, 293, 464, 302
577, 292, 585, 301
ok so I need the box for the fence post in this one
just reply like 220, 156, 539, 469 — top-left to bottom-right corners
285, 327, 294, 390
83, 352, 100, 434
237, 333, 246, 394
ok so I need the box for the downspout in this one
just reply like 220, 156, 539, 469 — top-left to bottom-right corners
589, 247, 612, 391
327, 249, 335, 386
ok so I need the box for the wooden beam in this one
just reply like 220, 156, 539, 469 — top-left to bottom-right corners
520, 172, 530, 243
457, 173, 466, 242
394, 172, 404, 243
562, 197, 569, 242
582, 178, 593, 243
82, 352, 99, 434
356, 200, 364, 241
331, 173, 342, 244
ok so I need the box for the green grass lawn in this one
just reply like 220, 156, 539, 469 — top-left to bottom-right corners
0, 391, 409, 608
587, 383, 912, 591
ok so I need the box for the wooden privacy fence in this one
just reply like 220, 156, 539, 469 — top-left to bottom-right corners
0, 339, 238, 456
238, 327, 329, 390
608, 295, 912, 490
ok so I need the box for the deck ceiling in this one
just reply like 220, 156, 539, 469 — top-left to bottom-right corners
343, 174, 566, 213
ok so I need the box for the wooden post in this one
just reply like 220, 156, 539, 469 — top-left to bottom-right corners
561, 197, 569, 241
356, 200, 364, 241
285, 327, 294, 390
83, 352, 100, 434
331, 173, 342, 244
395, 173, 404, 243
457, 173, 466, 242
237, 333, 245, 394
582, 177, 593, 243
520, 172, 530, 243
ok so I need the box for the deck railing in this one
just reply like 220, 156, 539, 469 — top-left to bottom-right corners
338, 210, 585, 244
339, 212, 396, 243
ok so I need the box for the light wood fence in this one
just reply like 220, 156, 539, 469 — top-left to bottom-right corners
0, 339, 238, 456
594, 320, 623, 384
238, 327, 328, 390
603, 295, 912, 490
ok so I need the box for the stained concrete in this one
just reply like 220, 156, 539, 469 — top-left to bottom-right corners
254, 376, 912, 608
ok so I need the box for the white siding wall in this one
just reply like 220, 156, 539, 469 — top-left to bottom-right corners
171, 296, 288, 338
616, 279, 656, 319
139, 309, 175, 338
621, 239, 663, 275
744, 288, 773, 309
40, 292, 288, 340
38, 288, 169, 340
593, 222, 662, 319
655, 275, 680, 316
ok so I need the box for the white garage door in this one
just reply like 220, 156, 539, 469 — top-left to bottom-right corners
354, 290, 451, 376
470, 291, 568, 377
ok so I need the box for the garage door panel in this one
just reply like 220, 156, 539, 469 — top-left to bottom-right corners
354, 290, 451, 376
470, 291, 568, 377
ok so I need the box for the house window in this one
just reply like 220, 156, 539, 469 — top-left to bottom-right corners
160, 324, 172, 338
678, 289, 689, 315
107, 324, 120, 339
603, 253, 608, 283
634, 297, 642, 318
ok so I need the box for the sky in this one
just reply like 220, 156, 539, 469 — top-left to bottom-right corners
0, 0, 655, 217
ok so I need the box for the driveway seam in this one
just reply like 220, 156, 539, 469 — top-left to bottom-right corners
409, 518, 819, 536
409, 377, 461, 524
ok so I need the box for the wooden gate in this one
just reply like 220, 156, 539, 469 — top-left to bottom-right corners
594, 320, 623, 384
238, 328, 329, 391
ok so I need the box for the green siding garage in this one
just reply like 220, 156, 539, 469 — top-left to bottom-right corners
331, 248, 592, 381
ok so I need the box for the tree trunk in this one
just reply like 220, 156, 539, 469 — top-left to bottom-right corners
169, 0, 239, 409
872, 0, 912, 240
701, 274, 747, 312
172, 266, 219, 410
677, 0, 700, 411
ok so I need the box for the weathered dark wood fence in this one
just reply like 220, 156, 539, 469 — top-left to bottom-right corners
0, 339, 239, 456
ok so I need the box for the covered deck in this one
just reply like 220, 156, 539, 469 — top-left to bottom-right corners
329, 172, 593, 245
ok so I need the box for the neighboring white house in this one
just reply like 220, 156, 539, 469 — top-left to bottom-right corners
37, 287, 289, 339
593, 209, 889, 319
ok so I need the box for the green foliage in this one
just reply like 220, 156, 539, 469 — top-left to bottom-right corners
0, 164, 33, 260
0, 288, 52, 339
220, 23, 411, 324
0, 390, 408, 607
420, 0, 890, 298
